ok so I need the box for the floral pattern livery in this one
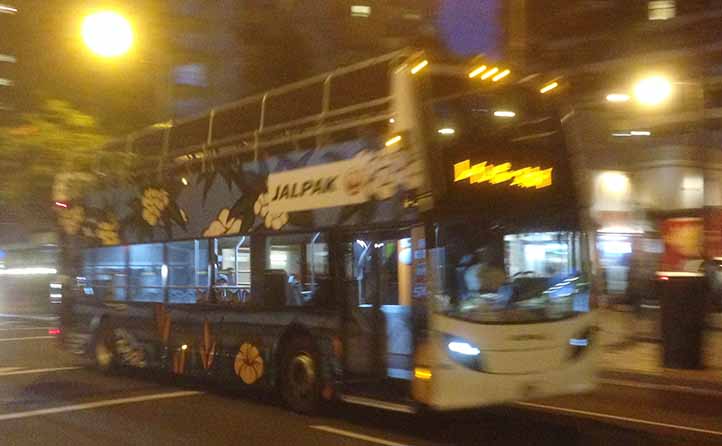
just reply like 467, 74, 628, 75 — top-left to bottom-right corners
96, 218, 121, 245
172, 348, 187, 374
253, 192, 289, 230
234, 342, 264, 384
203, 208, 243, 237
141, 188, 170, 226
154, 304, 172, 345
199, 319, 217, 370
357, 148, 423, 200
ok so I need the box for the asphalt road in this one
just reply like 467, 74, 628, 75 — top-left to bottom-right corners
1, 317, 721, 446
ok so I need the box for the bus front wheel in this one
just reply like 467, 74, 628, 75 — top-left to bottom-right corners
93, 325, 117, 373
280, 337, 320, 414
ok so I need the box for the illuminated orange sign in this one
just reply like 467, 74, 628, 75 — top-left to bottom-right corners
453, 159, 552, 189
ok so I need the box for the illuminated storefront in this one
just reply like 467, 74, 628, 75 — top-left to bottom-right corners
566, 102, 722, 300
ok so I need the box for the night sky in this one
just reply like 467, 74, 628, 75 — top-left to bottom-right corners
438, 0, 501, 57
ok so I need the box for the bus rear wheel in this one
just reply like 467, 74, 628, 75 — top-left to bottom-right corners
280, 337, 320, 414
93, 326, 117, 373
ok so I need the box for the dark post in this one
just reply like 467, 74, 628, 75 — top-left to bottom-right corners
656, 272, 707, 369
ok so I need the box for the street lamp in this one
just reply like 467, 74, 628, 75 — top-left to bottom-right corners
81, 11, 133, 58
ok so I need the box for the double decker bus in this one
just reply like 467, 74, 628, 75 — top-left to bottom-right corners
56, 50, 598, 413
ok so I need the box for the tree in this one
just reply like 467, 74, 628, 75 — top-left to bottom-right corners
0, 100, 110, 231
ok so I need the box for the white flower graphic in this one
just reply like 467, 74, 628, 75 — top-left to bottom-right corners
254, 193, 288, 230
141, 188, 170, 226
253, 193, 270, 218
351, 149, 422, 201
58, 206, 85, 236
96, 219, 121, 246
203, 208, 242, 237
367, 151, 398, 200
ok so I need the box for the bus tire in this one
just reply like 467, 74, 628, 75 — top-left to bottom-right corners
280, 336, 321, 414
92, 324, 117, 374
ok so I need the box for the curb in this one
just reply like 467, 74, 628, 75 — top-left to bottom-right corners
601, 368, 722, 394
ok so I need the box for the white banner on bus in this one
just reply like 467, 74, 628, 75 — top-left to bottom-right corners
265, 158, 368, 214
254, 147, 423, 229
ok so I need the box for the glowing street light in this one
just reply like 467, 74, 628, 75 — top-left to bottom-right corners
82, 11, 133, 58
634, 76, 672, 106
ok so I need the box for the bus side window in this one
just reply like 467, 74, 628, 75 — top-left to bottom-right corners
167, 240, 209, 304
84, 246, 127, 301
345, 238, 407, 307
210, 236, 252, 305
266, 232, 329, 307
129, 243, 164, 302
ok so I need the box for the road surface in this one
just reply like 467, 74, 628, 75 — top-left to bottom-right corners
0, 317, 720, 446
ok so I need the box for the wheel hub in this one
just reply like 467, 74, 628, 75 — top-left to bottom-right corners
289, 353, 316, 399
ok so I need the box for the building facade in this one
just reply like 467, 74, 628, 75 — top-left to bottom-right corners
0, 2, 18, 123
502, 0, 722, 299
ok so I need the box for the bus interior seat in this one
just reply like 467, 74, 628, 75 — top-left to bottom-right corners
263, 269, 295, 307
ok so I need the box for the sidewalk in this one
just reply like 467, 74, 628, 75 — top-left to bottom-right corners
599, 307, 722, 392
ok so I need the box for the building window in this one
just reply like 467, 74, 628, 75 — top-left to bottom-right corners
174, 63, 208, 87
350, 5, 371, 18
648, 1, 675, 21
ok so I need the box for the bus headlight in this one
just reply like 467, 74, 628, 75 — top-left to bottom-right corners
445, 336, 483, 371
448, 341, 481, 356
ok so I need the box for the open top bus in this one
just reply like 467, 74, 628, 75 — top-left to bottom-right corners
55, 49, 598, 413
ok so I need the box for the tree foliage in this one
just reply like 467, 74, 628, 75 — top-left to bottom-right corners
0, 100, 109, 229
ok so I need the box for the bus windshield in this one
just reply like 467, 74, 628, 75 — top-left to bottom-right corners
429, 225, 591, 323
426, 75, 591, 323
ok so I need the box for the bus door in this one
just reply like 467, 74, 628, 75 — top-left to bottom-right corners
340, 229, 414, 381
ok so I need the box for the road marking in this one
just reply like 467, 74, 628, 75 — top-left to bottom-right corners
515, 401, 722, 437
0, 336, 54, 342
0, 314, 57, 321
340, 394, 417, 413
0, 327, 54, 331
310, 425, 410, 446
0, 390, 203, 422
0, 367, 83, 376
600, 378, 722, 398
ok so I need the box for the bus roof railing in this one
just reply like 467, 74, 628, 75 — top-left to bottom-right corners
98, 49, 417, 174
